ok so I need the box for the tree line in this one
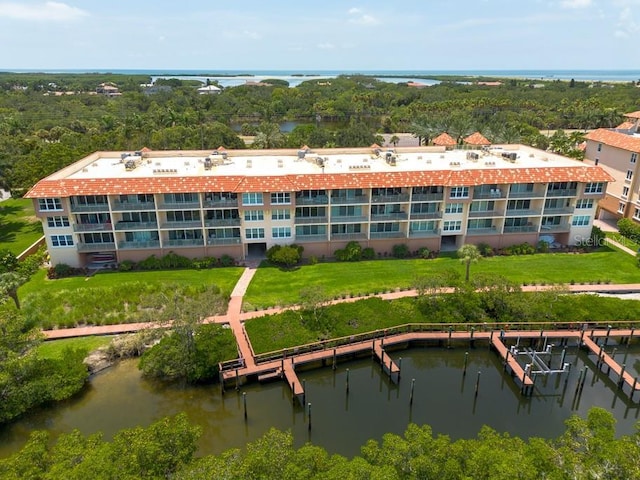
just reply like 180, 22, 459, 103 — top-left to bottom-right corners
1, 73, 638, 194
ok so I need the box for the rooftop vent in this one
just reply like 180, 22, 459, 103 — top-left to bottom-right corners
204, 158, 213, 170
246, 159, 252, 168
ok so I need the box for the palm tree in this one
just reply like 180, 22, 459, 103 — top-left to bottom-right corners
0, 272, 26, 309
457, 244, 481, 282
389, 135, 400, 147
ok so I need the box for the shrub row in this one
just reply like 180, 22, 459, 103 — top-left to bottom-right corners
334, 241, 435, 262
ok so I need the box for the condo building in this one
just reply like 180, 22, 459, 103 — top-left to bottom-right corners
584, 110, 640, 222
25, 144, 612, 268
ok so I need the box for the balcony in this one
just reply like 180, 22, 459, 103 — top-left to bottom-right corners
207, 237, 241, 245
330, 215, 368, 223
157, 201, 201, 209
409, 212, 442, 220
73, 223, 113, 232
70, 203, 109, 213
111, 201, 156, 211
467, 227, 498, 236
370, 230, 405, 239
473, 189, 507, 200
204, 218, 241, 227
295, 234, 328, 243
370, 212, 408, 221
371, 193, 410, 203
546, 189, 577, 198
203, 198, 238, 208
294, 216, 328, 225
118, 240, 161, 249
411, 193, 444, 202
543, 206, 574, 215
165, 238, 204, 247
508, 190, 545, 199
540, 223, 571, 233
295, 195, 329, 206
330, 195, 369, 204
115, 221, 158, 231
77, 242, 116, 252
505, 208, 541, 217
330, 232, 368, 241
503, 225, 538, 233
408, 229, 440, 238
468, 209, 504, 218
160, 221, 202, 229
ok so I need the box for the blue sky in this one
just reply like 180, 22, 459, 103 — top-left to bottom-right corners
0, 0, 638, 71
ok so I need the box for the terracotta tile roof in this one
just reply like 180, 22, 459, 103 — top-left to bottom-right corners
615, 121, 636, 130
24, 166, 613, 198
463, 132, 491, 145
585, 129, 640, 153
624, 111, 640, 119
432, 132, 456, 146
140, 146, 152, 153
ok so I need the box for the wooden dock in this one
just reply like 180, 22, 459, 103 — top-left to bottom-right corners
219, 327, 640, 401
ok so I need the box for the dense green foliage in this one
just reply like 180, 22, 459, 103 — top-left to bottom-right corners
0, 309, 89, 423
0, 408, 638, 479
266, 244, 304, 268
246, 283, 640, 353
2, 72, 639, 193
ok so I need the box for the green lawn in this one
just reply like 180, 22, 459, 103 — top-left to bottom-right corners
19, 267, 244, 328
244, 247, 640, 309
37, 336, 115, 359
606, 232, 640, 252
0, 198, 43, 255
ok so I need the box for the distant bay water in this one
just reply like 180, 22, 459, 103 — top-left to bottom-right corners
4, 69, 640, 88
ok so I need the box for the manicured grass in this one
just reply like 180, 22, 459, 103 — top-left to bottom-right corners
246, 294, 640, 354
606, 232, 640, 252
19, 267, 244, 328
0, 198, 43, 255
243, 247, 639, 309
36, 336, 115, 359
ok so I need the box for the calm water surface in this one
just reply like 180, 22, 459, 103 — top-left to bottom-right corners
1, 344, 639, 459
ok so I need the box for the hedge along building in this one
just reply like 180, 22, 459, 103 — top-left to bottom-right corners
24, 144, 613, 268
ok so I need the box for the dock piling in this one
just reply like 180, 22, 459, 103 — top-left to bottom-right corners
619, 364, 626, 389
475, 371, 481, 397
332, 348, 337, 370
410, 378, 415, 405
398, 357, 402, 381
346, 368, 350, 394
308, 403, 312, 431
463, 351, 469, 376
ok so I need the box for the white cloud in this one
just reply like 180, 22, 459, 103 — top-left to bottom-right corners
243, 30, 261, 40
317, 42, 335, 49
560, 0, 592, 8
347, 7, 380, 26
615, 6, 639, 37
0, 1, 88, 21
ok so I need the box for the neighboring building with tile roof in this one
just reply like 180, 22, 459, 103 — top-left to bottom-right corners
25, 145, 612, 267
463, 132, 492, 146
432, 132, 457, 148
584, 110, 640, 223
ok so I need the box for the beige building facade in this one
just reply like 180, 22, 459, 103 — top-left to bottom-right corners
25, 145, 612, 268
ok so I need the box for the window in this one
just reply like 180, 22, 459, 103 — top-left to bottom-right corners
470, 201, 495, 212
242, 193, 263, 205
39, 198, 62, 211
163, 193, 198, 204
296, 225, 326, 236
168, 229, 203, 240
331, 224, 361, 234
272, 209, 291, 220
166, 210, 200, 222
244, 210, 264, 221
122, 211, 156, 223
445, 203, 464, 214
270, 192, 291, 205
467, 218, 492, 229
47, 216, 70, 228
298, 206, 327, 218
245, 228, 265, 239
125, 231, 159, 242
331, 205, 360, 217
572, 215, 590, 226
272, 227, 292, 238
575, 199, 594, 209
370, 222, 400, 233
597, 143, 602, 152
82, 232, 114, 244
618, 203, 626, 214
50, 235, 73, 247
507, 199, 531, 210
584, 182, 604, 194
410, 221, 437, 232
510, 183, 534, 195
443, 220, 462, 232
632, 153, 637, 164
449, 187, 469, 199
71, 195, 108, 207
622, 186, 630, 199
634, 208, 640, 220
626, 170, 634, 181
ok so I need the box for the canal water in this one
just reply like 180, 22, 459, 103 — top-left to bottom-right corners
1, 344, 639, 459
